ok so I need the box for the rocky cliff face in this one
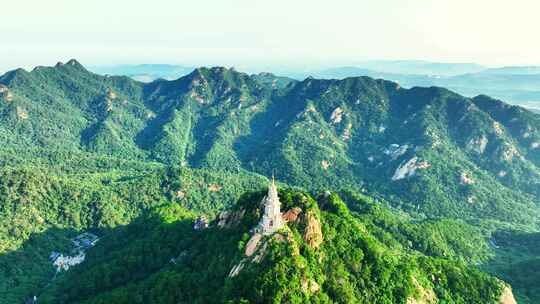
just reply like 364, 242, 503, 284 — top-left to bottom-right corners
302, 211, 323, 249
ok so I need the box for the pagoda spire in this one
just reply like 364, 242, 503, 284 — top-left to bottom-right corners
256, 175, 284, 235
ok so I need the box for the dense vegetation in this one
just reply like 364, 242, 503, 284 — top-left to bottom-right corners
0, 166, 267, 303
1, 61, 539, 226
484, 230, 540, 303
37, 189, 504, 303
0, 60, 538, 302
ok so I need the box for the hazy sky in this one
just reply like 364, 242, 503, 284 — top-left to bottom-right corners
1, 0, 540, 72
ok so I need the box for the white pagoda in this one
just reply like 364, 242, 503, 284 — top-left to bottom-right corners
255, 176, 284, 235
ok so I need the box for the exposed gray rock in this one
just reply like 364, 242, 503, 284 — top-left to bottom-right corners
467, 135, 488, 154
460, 172, 475, 185
329, 107, 344, 124
392, 157, 430, 181
228, 260, 246, 278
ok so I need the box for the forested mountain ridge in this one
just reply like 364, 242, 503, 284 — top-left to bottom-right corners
0, 60, 538, 303
1, 60, 539, 226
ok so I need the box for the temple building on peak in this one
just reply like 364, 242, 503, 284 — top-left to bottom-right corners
255, 177, 284, 235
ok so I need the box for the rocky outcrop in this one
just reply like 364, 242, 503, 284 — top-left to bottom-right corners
321, 160, 330, 170
498, 286, 517, 304
0, 85, 12, 102
229, 232, 271, 277
228, 260, 246, 278
53, 251, 85, 272
174, 190, 185, 200
493, 122, 504, 136
342, 123, 352, 140
188, 72, 210, 104
426, 130, 442, 147
101, 89, 117, 112
251, 241, 268, 263
190, 90, 206, 104
245, 233, 262, 257
499, 144, 521, 162
50, 232, 98, 272
460, 172, 475, 185
467, 135, 488, 154
282, 207, 302, 222
208, 184, 222, 192
105, 99, 113, 112
392, 157, 430, 181
301, 277, 320, 293
106, 88, 117, 100
303, 211, 323, 249
329, 107, 344, 124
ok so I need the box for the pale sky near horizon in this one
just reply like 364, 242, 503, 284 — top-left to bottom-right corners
1, 0, 539, 72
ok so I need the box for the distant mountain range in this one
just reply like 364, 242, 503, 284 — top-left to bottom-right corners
341, 60, 487, 76
89, 64, 195, 82
89, 61, 540, 112
309, 65, 540, 112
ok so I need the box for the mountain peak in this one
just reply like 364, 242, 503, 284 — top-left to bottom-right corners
189, 66, 238, 77
0, 68, 31, 85
184, 66, 252, 89
66, 58, 83, 67
53, 59, 87, 71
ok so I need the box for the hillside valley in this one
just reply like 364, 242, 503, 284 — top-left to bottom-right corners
0, 60, 539, 303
